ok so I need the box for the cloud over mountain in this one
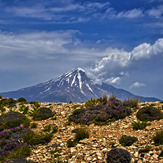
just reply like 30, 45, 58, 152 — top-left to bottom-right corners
130, 82, 146, 89
87, 38, 163, 85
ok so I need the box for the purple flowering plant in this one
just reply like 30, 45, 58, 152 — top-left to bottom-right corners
0, 126, 31, 160
69, 96, 134, 125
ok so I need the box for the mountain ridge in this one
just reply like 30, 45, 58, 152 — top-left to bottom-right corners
0, 68, 160, 102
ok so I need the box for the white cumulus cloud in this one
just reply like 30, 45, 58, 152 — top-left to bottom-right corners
87, 38, 163, 85
130, 82, 146, 89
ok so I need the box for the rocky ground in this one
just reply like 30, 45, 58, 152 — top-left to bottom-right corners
2, 101, 163, 163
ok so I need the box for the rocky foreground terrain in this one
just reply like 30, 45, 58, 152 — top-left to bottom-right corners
0, 100, 163, 163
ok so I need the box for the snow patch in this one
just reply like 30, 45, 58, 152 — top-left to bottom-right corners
76, 67, 85, 72
71, 75, 76, 87
77, 71, 82, 90
43, 87, 51, 92
86, 83, 94, 93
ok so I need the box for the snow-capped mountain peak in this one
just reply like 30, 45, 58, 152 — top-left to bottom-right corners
54, 67, 87, 88
1, 68, 160, 102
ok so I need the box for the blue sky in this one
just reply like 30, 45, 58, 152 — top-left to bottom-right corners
0, 0, 163, 99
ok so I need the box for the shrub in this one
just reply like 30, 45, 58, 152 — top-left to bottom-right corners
43, 124, 51, 132
0, 104, 5, 113
33, 107, 54, 121
30, 122, 38, 128
139, 145, 152, 154
119, 135, 138, 146
0, 112, 29, 131
23, 106, 29, 114
132, 121, 150, 130
23, 130, 53, 145
0, 95, 2, 99
136, 106, 163, 121
69, 101, 73, 104
30, 101, 40, 108
108, 95, 117, 101
123, 98, 139, 108
17, 97, 27, 103
67, 139, 76, 148
7, 145, 31, 159
106, 148, 131, 163
85, 95, 107, 108
52, 124, 58, 133
19, 105, 29, 115
110, 141, 116, 148
74, 127, 89, 142
69, 96, 133, 125
152, 129, 163, 145
22, 118, 31, 128
28, 106, 38, 117
68, 108, 85, 124
0, 126, 32, 161
0, 98, 17, 108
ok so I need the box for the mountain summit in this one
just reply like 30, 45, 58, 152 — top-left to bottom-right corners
1, 68, 160, 102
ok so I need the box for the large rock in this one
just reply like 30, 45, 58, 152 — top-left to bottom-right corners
106, 148, 131, 163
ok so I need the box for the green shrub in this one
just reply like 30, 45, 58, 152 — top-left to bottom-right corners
0, 104, 5, 113
52, 124, 58, 133
23, 130, 53, 145
119, 135, 138, 146
136, 106, 163, 121
123, 98, 139, 108
0, 112, 29, 131
43, 124, 51, 132
30, 101, 40, 108
19, 104, 25, 112
110, 141, 116, 148
0, 95, 2, 99
67, 139, 76, 147
152, 129, 163, 145
0, 98, 17, 108
139, 145, 152, 154
85, 95, 108, 108
108, 95, 117, 101
23, 106, 29, 114
19, 105, 29, 114
30, 122, 38, 128
28, 106, 38, 117
33, 107, 54, 121
8, 145, 31, 159
22, 118, 31, 128
69, 101, 73, 104
17, 97, 27, 103
74, 127, 89, 142
23, 130, 35, 143
132, 121, 150, 130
